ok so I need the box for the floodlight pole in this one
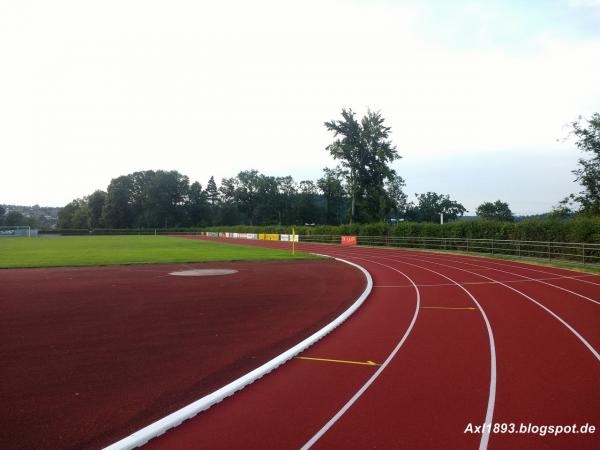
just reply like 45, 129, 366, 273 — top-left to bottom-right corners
440, 213, 444, 225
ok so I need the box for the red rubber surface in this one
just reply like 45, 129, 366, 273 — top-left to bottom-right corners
146, 238, 599, 450
0, 259, 365, 450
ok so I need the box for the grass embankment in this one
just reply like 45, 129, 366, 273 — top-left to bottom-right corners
0, 235, 315, 268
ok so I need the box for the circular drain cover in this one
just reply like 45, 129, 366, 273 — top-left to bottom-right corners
169, 269, 238, 277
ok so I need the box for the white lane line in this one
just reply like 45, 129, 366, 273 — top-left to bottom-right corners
104, 255, 373, 450
424, 254, 600, 287
380, 253, 600, 362
400, 253, 600, 306
330, 243, 600, 287
373, 274, 595, 289
303, 251, 497, 450
301, 257, 421, 450
335, 245, 600, 362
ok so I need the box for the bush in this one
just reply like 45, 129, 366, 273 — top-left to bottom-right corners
50, 217, 600, 244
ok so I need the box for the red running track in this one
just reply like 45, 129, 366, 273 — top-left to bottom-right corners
0, 260, 364, 450
143, 237, 599, 450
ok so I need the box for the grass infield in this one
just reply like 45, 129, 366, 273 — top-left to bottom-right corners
0, 236, 317, 268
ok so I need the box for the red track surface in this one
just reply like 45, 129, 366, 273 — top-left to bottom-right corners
0, 260, 364, 450
146, 238, 599, 450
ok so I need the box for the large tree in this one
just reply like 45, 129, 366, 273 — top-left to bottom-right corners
275, 176, 297, 225
317, 168, 347, 225
232, 170, 261, 225
325, 109, 401, 223
87, 190, 107, 228
570, 113, 600, 215
145, 170, 190, 228
101, 171, 192, 228
476, 200, 514, 222
297, 180, 321, 225
187, 182, 209, 226
406, 192, 467, 222
103, 175, 135, 228
58, 199, 89, 228
385, 174, 408, 218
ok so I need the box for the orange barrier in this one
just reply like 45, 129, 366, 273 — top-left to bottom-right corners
341, 235, 357, 245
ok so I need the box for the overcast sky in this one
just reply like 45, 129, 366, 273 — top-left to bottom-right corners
1, 0, 599, 214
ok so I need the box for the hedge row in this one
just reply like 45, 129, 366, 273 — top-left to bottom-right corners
39, 217, 600, 243
204, 217, 600, 243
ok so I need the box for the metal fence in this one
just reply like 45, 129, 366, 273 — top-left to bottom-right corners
299, 235, 600, 266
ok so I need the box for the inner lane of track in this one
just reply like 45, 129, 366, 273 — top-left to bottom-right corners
143, 238, 599, 450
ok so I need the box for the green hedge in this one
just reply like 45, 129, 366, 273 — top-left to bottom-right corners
43, 217, 600, 243
203, 217, 600, 243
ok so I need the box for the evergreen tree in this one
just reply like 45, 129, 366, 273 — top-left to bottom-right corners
206, 176, 219, 205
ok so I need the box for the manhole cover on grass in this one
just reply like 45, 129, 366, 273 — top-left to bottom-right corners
169, 269, 239, 277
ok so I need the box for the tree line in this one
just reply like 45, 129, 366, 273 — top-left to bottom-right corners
55, 110, 599, 229
57, 168, 481, 229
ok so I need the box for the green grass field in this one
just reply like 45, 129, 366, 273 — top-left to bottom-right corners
0, 236, 316, 268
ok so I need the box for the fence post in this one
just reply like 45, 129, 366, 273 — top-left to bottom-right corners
548, 242, 551, 261
492, 240, 494, 255
518, 242, 521, 258
582, 243, 586, 266
466, 239, 469, 253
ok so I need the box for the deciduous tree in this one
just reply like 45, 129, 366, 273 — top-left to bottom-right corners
570, 113, 600, 215
325, 109, 400, 223
476, 200, 514, 222
407, 192, 467, 222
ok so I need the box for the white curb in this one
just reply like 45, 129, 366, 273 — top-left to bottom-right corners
104, 255, 373, 449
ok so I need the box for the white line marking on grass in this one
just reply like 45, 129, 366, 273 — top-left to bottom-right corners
103, 255, 373, 450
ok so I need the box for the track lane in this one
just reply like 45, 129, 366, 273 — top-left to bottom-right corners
396, 248, 600, 296
387, 252, 600, 354
144, 238, 492, 449
330, 246, 599, 361
397, 251, 600, 305
141, 238, 598, 449
305, 244, 599, 449
145, 255, 425, 449
301, 251, 495, 450
326, 245, 600, 353
300, 256, 422, 449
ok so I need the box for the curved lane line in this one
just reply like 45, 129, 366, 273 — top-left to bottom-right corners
373, 251, 600, 362
400, 253, 600, 306
312, 250, 497, 450
301, 257, 421, 450
412, 251, 600, 287
104, 256, 373, 450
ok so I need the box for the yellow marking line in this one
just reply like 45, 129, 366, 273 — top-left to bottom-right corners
296, 356, 380, 366
421, 306, 476, 310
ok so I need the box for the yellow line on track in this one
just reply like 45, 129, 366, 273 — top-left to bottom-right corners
295, 356, 380, 366
421, 306, 476, 310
